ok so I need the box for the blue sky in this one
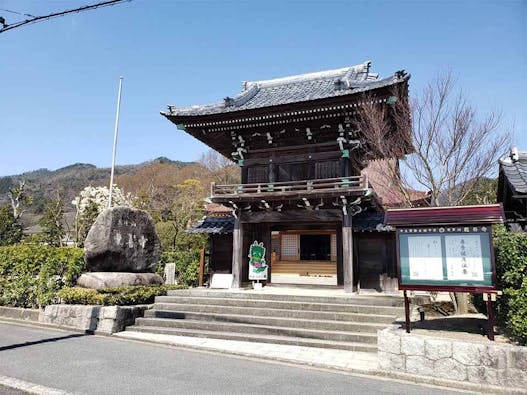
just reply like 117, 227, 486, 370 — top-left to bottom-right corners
0, 0, 525, 176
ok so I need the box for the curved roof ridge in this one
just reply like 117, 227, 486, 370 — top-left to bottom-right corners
246, 61, 373, 89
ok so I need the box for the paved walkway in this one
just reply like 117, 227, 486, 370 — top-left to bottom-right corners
115, 331, 378, 373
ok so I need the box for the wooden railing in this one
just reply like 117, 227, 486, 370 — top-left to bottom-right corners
211, 175, 368, 199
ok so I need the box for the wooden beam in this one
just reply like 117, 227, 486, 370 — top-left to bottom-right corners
244, 150, 342, 166
240, 209, 342, 223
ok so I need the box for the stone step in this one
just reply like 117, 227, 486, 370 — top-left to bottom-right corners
134, 317, 378, 343
166, 289, 403, 307
124, 327, 378, 353
154, 296, 403, 316
144, 310, 387, 333
148, 304, 396, 324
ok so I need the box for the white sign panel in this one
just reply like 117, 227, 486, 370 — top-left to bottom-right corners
445, 234, 484, 281
407, 236, 444, 280
210, 274, 234, 289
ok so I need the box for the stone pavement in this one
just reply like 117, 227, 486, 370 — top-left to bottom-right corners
114, 330, 378, 372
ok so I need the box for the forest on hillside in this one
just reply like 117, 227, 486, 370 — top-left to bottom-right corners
0, 151, 239, 248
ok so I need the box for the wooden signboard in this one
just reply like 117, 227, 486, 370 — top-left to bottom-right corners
385, 204, 505, 341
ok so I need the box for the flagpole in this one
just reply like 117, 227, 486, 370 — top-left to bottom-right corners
108, 76, 123, 208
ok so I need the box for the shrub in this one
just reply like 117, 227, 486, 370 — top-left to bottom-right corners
0, 244, 84, 308
159, 249, 201, 287
492, 225, 527, 345
57, 284, 185, 306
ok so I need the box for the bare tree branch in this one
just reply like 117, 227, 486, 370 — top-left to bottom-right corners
357, 70, 510, 208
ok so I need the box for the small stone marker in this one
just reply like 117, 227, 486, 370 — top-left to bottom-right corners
210, 273, 234, 289
164, 263, 177, 285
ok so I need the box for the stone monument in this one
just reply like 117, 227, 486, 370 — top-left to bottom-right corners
77, 206, 164, 290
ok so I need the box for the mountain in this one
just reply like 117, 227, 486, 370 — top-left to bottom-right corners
0, 158, 197, 229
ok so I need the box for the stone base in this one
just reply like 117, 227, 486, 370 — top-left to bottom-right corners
76, 272, 164, 290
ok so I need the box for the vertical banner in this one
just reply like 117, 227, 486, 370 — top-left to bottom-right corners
248, 241, 268, 280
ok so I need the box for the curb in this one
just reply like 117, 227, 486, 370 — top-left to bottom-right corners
0, 317, 93, 335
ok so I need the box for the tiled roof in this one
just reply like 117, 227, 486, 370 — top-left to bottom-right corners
165, 61, 409, 117
499, 150, 527, 194
385, 204, 505, 226
353, 210, 393, 232
363, 159, 429, 207
187, 217, 234, 234
187, 210, 390, 234
205, 203, 233, 217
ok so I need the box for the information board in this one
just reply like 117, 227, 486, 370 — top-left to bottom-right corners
398, 225, 495, 291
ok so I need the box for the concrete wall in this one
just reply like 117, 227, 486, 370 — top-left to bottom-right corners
378, 326, 527, 390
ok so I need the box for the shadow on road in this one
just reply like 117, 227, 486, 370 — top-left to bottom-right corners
0, 333, 86, 352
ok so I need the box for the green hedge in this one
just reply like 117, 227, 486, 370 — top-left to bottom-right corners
158, 249, 201, 287
58, 284, 186, 306
492, 225, 527, 345
0, 244, 85, 308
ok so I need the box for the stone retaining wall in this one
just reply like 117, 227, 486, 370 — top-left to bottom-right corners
41, 305, 149, 334
378, 326, 527, 390
0, 306, 40, 322
0, 305, 149, 334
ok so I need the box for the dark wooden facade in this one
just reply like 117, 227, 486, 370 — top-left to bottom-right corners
167, 62, 411, 292
498, 149, 527, 232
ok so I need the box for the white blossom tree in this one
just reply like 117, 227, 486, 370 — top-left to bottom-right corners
72, 185, 135, 246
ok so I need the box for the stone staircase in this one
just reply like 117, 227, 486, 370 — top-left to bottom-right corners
124, 289, 404, 353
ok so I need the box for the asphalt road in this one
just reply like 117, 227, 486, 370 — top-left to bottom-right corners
0, 322, 475, 395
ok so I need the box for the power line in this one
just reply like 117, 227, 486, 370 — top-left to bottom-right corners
0, 0, 131, 34
0, 9, 36, 18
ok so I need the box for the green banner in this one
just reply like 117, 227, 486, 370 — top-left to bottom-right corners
248, 241, 268, 281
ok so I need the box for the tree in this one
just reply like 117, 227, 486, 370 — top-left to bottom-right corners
39, 197, 65, 247
156, 179, 207, 253
356, 71, 509, 208
0, 204, 22, 245
72, 185, 135, 246
199, 150, 240, 185
8, 180, 32, 220
356, 71, 510, 313
459, 178, 498, 206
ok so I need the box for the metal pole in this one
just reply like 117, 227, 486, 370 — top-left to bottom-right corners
108, 77, 123, 208
404, 290, 411, 333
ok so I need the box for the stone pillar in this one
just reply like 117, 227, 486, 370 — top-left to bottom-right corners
232, 216, 244, 288
342, 213, 353, 293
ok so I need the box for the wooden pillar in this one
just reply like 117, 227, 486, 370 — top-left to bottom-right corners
486, 294, 495, 341
342, 213, 353, 293
336, 226, 344, 286
198, 248, 205, 287
232, 216, 243, 288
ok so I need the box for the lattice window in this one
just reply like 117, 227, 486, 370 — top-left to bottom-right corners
247, 166, 268, 183
281, 234, 298, 258
315, 160, 339, 179
331, 233, 337, 261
